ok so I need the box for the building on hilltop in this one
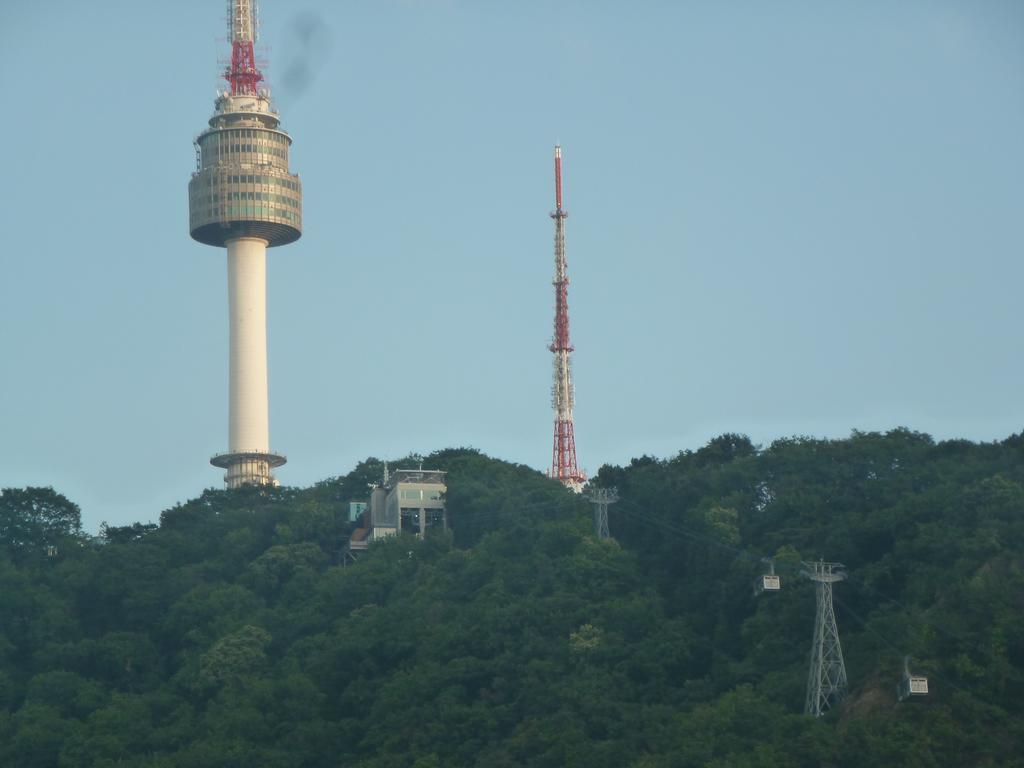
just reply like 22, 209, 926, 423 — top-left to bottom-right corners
344, 467, 448, 563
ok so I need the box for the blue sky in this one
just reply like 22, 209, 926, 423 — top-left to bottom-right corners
1, 0, 1022, 532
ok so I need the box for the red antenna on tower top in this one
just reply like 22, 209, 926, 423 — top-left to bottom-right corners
225, 0, 264, 95
554, 145, 565, 214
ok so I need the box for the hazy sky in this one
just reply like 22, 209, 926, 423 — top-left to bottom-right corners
1, 0, 1022, 532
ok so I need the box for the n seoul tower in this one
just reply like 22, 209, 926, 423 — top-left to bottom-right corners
548, 146, 586, 492
188, 0, 302, 488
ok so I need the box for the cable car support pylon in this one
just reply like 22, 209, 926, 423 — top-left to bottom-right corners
803, 560, 849, 716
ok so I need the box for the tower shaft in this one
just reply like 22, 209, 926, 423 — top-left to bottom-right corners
227, 238, 270, 455
548, 146, 585, 491
803, 560, 849, 716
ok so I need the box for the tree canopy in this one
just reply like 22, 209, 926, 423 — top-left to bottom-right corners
1, 431, 1022, 767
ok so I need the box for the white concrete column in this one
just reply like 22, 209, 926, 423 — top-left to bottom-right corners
226, 237, 270, 455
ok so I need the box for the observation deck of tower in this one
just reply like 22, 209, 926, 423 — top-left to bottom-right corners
188, 0, 302, 488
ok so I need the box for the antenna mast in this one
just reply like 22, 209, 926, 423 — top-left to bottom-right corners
226, 0, 264, 95
548, 145, 586, 492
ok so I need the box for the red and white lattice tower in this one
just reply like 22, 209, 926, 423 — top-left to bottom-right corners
548, 146, 586, 492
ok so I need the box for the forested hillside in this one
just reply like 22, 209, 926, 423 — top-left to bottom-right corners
1, 430, 1022, 767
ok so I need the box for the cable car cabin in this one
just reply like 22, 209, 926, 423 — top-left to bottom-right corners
898, 656, 929, 701
898, 675, 929, 701
754, 574, 781, 594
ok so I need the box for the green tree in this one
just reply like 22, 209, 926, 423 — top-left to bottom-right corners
0, 487, 82, 558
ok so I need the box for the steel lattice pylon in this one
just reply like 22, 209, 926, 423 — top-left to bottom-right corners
802, 560, 848, 716
585, 487, 618, 540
